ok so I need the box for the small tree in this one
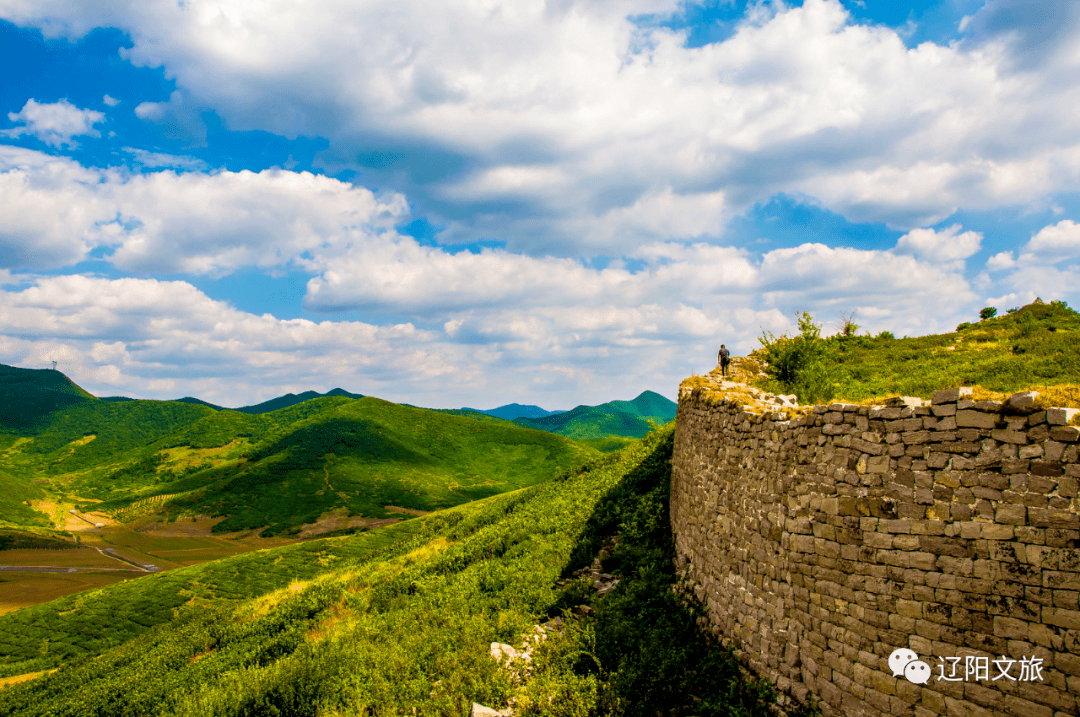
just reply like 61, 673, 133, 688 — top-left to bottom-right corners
838, 310, 860, 338
979, 307, 997, 320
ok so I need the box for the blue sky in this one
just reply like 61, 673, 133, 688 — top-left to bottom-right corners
1, 0, 1079, 409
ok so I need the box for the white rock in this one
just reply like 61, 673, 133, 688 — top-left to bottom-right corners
489, 643, 518, 665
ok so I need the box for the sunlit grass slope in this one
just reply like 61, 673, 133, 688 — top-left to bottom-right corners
0, 519, 426, 679
1, 388, 598, 536
754, 300, 1080, 405
0, 424, 813, 717
514, 390, 677, 441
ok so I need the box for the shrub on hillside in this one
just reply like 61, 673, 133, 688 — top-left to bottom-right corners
755, 313, 834, 404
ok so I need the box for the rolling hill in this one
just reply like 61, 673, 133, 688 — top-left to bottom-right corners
0, 367, 597, 539
0, 364, 96, 429
513, 390, 677, 440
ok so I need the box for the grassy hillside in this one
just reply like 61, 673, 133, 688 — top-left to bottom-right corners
514, 390, 676, 441
1, 386, 597, 537
0, 365, 96, 429
747, 300, 1080, 406
0, 519, 425, 679
0, 425, 815, 717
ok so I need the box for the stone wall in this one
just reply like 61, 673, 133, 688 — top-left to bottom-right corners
671, 384, 1080, 717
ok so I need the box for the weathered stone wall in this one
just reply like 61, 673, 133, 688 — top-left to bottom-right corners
671, 385, 1080, 717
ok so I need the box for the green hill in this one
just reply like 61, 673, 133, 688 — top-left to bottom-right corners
747, 299, 1080, 405
0, 424, 807, 717
0, 372, 598, 537
0, 365, 96, 429
513, 390, 677, 441
232, 387, 364, 414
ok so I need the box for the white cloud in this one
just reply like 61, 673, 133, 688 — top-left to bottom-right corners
894, 224, 982, 263
981, 219, 1080, 306
986, 251, 1016, 270
0, 147, 117, 269
1019, 219, 1080, 263
134, 89, 207, 145
122, 148, 210, 171
0, 232, 985, 407
0, 146, 407, 273
102, 94, 120, 107
3, 0, 1080, 250
2, 98, 105, 147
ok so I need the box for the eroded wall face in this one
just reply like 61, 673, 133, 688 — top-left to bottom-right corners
671, 391, 1080, 717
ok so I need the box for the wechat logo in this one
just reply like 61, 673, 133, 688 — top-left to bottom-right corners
889, 648, 931, 685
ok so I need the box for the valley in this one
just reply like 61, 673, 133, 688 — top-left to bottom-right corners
0, 368, 676, 618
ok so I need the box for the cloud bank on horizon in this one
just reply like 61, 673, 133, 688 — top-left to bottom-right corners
1, 0, 1079, 409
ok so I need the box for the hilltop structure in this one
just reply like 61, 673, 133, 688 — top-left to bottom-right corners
671, 369, 1080, 717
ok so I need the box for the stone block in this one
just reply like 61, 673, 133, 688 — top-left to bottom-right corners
1046, 407, 1079, 426
1030, 461, 1064, 478
992, 428, 1029, 444
1042, 607, 1080, 630
1049, 425, 1080, 443
933, 387, 972, 405
1005, 391, 1039, 413
957, 410, 998, 429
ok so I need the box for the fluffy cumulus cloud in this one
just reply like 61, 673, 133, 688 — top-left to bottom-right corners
894, 225, 982, 264
0, 146, 407, 273
2, 0, 1080, 251
2, 98, 105, 148
985, 219, 1080, 308
0, 229, 982, 407
0, 275, 457, 405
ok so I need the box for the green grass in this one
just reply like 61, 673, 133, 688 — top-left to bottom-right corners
754, 300, 1080, 404
0, 424, 816, 717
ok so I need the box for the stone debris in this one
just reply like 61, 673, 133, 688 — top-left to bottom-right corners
489, 642, 520, 667
471, 703, 513, 717
539, 615, 563, 633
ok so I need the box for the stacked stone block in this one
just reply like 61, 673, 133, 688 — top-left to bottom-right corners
671, 386, 1080, 717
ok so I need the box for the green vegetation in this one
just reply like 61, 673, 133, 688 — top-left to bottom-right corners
0, 530, 74, 551
514, 391, 676, 441
0, 365, 96, 429
756, 312, 833, 403
0, 424, 815, 716
753, 300, 1080, 405
0, 369, 597, 537
0, 520, 425, 678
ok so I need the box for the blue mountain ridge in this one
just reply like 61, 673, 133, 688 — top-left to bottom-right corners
461, 403, 566, 420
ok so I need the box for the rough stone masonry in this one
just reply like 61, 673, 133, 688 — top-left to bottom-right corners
671, 383, 1080, 717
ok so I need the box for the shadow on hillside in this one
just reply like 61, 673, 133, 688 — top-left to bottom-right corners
548, 429, 817, 717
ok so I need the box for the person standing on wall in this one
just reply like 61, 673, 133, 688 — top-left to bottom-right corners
718, 344, 730, 377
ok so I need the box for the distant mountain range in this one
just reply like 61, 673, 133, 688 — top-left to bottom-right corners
1, 360, 676, 458
512, 390, 677, 441
461, 403, 566, 420
101, 388, 365, 414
